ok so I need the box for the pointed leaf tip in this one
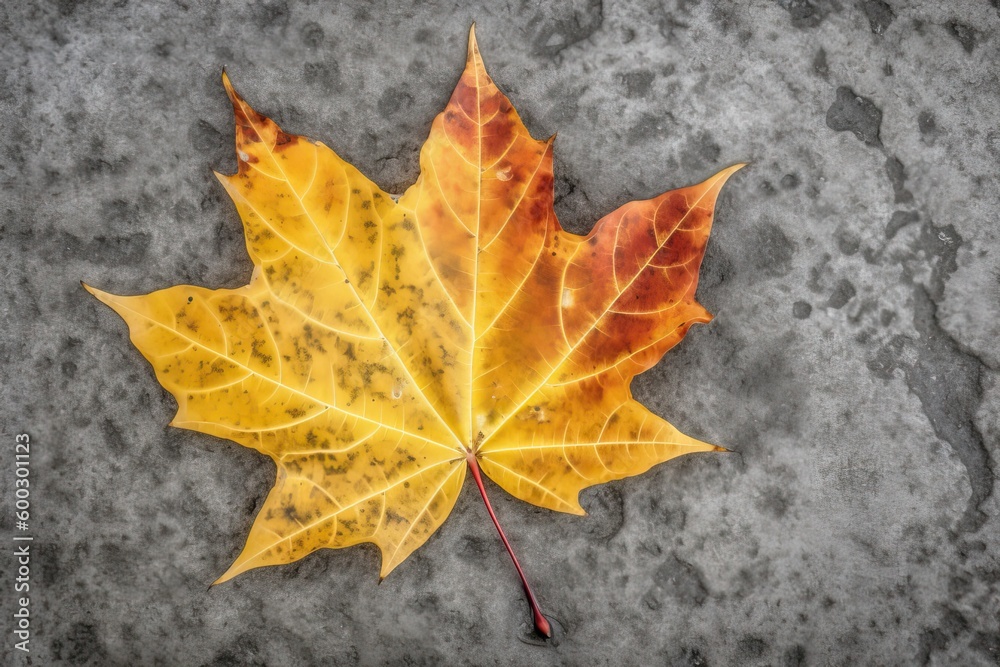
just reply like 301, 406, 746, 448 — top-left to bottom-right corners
691, 162, 746, 202
221, 69, 237, 103
465, 24, 487, 77
467, 23, 479, 56
82, 282, 113, 306
220, 70, 260, 128
212, 564, 240, 586
220, 70, 256, 136
723, 162, 748, 179
717, 162, 747, 182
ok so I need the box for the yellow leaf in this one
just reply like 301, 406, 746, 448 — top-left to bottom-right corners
86, 26, 741, 633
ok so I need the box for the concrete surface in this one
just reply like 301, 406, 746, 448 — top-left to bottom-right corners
2, 0, 999, 664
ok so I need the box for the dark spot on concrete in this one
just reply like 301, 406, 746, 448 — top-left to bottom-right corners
836, 228, 861, 255
74, 151, 131, 180
53, 622, 108, 664
970, 632, 1000, 664
377, 86, 415, 119
886, 210, 919, 239
646, 489, 687, 535
209, 632, 268, 666
680, 130, 721, 172
744, 221, 796, 280
153, 41, 173, 58
775, 0, 831, 28
407, 58, 429, 77
621, 70, 655, 98
826, 86, 883, 147
918, 110, 937, 137
709, 4, 750, 41
658, 14, 688, 41
737, 634, 769, 660
698, 240, 734, 290
412, 592, 440, 615
947, 22, 977, 53
626, 111, 676, 145
579, 484, 625, 540
884, 156, 914, 204
35, 541, 62, 588
42, 230, 151, 267
827, 279, 856, 309
250, 0, 289, 31
671, 646, 710, 666
102, 198, 144, 226
736, 335, 807, 438
645, 553, 710, 608
756, 484, 793, 518
792, 301, 812, 319
457, 535, 491, 561
300, 21, 324, 48
188, 119, 223, 153
98, 541, 137, 579
532, 83, 582, 132
812, 48, 829, 78
860, 0, 895, 35
303, 61, 342, 91
531, 0, 604, 57
55, 0, 78, 15
783, 644, 808, 666
302, 60, 341, 91
987, 129, 1000, 162
916, 627, 949, 664
780, 173, 801, 189
759, 179, 778, 197
101, 418, 128, 455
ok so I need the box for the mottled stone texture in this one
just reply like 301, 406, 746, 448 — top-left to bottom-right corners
1, 1, 999, 665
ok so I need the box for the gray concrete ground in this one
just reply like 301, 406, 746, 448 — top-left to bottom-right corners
2, 1, 999, 665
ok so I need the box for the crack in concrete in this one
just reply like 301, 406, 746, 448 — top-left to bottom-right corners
826, 78, 995, 533
904, 285, 993, 532
866, 153, 994, 532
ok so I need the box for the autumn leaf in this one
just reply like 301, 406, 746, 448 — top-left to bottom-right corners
85, 26, 742, 636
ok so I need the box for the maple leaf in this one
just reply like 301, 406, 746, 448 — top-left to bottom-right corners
85, 26, 742, 636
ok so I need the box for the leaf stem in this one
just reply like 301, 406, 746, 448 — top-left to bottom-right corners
466, 452, 552, 638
